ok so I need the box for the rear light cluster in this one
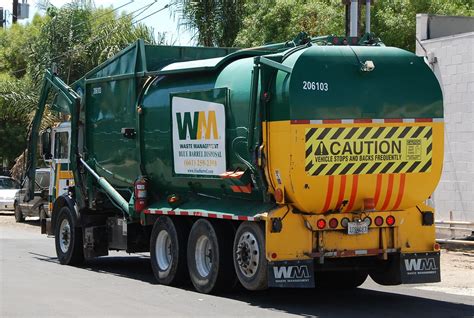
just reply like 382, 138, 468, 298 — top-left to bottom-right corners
316, 215, 396, 230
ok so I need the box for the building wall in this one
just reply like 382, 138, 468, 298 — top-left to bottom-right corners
416, 14, 474, 221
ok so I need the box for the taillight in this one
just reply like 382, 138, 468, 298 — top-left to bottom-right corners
317, 219, 326, 229
386, 215, 395, 226
274, 188, 284, 203
134, 176, 148, 213
341, 217, 350, 228
329, 218, 339, 228
374, 216, 384, 226
363, 217, 372, 226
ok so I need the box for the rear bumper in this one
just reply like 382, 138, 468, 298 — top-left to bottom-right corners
267, 251, 441, 288
0, 200, 14, 211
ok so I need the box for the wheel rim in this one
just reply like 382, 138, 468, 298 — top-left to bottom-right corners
195, 235, 212, 277
59, 218, 71, 253
155, 230, 172, 271
235, 231, 259, 278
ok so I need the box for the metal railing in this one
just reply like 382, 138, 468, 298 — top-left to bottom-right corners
435, 211, 474, 246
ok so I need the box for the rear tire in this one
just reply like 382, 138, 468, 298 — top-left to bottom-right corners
233, 222, 268, 291
150, 216, 189, 286
187, 219, 235, 294
54, 206, 84, 265
14, 203, 24, 223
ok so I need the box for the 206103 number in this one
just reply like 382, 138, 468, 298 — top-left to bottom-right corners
302, 81, 329, 91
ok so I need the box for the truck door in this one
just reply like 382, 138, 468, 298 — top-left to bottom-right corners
50, 124, 74, 207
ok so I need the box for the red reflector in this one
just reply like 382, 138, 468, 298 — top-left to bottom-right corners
329, 218, 338, 228
332, 37, 339, 44
317, 219, 326, 229
271, 253, 277, 259
274, 188, 284, 203
386, 215, 395, 226
374, 216, 384, 226
434, 243, 440, 251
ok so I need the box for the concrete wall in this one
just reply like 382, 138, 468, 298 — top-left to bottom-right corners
416, 14, 474, 221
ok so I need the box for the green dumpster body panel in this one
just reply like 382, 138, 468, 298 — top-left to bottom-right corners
43, 38, 442, 218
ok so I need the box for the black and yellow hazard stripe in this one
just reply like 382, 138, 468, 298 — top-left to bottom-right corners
305, 126, 433, 176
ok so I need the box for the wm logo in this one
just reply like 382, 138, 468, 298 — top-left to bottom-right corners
176, 111, 218, 140
273, 265, 310, 279
404, 258, 437, 271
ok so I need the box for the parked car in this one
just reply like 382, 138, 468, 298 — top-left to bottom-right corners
14, 168, 50, 222
0, 176, 20, 212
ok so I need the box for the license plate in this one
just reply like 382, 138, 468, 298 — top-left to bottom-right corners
348, 221, 369, 235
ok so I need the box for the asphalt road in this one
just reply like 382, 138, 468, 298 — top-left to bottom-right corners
1, 215, 473, 317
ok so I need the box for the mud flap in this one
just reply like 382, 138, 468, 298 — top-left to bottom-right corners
400, 252, 441, 284
268, 259, 315, 288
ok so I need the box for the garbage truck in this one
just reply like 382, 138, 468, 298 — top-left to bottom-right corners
24, 23, 443, 294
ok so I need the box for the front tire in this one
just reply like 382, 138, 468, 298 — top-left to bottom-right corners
54, 206, 84, 265
14, 203, 24, 223
187, 219, 235, 294
150, 216, 189, 286
233, 222, 268, 291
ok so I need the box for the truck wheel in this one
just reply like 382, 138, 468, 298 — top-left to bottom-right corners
54, 206, 84, 265
187, 219, 235, 294
14, 203, 24, 223
150, 216, 188, 286
233, 222, 268, 291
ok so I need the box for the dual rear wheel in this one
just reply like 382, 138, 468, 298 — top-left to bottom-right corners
150, 217, 268, 293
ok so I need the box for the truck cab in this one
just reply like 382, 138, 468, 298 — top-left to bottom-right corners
36, 122, 74, 229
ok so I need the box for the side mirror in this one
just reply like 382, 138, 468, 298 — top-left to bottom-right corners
40, 129, 52, 160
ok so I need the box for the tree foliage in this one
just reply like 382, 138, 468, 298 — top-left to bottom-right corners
173, 0, 246, 47
0, 1, 164, 168
177, 0, 474, 51
372, 0, 473, 51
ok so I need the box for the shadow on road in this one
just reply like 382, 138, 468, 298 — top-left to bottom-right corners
30, 252, 474, 317
0, 213, 40, 227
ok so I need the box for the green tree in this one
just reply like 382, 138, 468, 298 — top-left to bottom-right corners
372, 0, 473, 51
235, 0, 344, 47
173, 0, 246, 47
0, 1, 165, 168
235, 0, 473, 49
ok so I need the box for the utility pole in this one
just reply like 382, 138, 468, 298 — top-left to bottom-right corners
12, 0, 18, 24
342, 0, 373, 37
0, 7, 4, 28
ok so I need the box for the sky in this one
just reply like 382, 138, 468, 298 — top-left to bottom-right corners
0, 0, 194, 45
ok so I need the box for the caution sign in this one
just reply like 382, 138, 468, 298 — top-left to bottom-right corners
305, 126, 433, 176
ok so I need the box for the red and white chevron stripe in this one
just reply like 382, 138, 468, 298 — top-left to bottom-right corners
290, 118, 443, 125
143, 208, 259, 221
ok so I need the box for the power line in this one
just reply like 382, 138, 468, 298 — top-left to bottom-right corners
9, 0, 161, 75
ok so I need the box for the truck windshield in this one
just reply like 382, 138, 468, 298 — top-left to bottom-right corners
35, 172, 50, 190
54, 131, 69, 159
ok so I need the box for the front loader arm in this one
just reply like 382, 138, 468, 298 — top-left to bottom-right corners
25, 70, 83, 207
